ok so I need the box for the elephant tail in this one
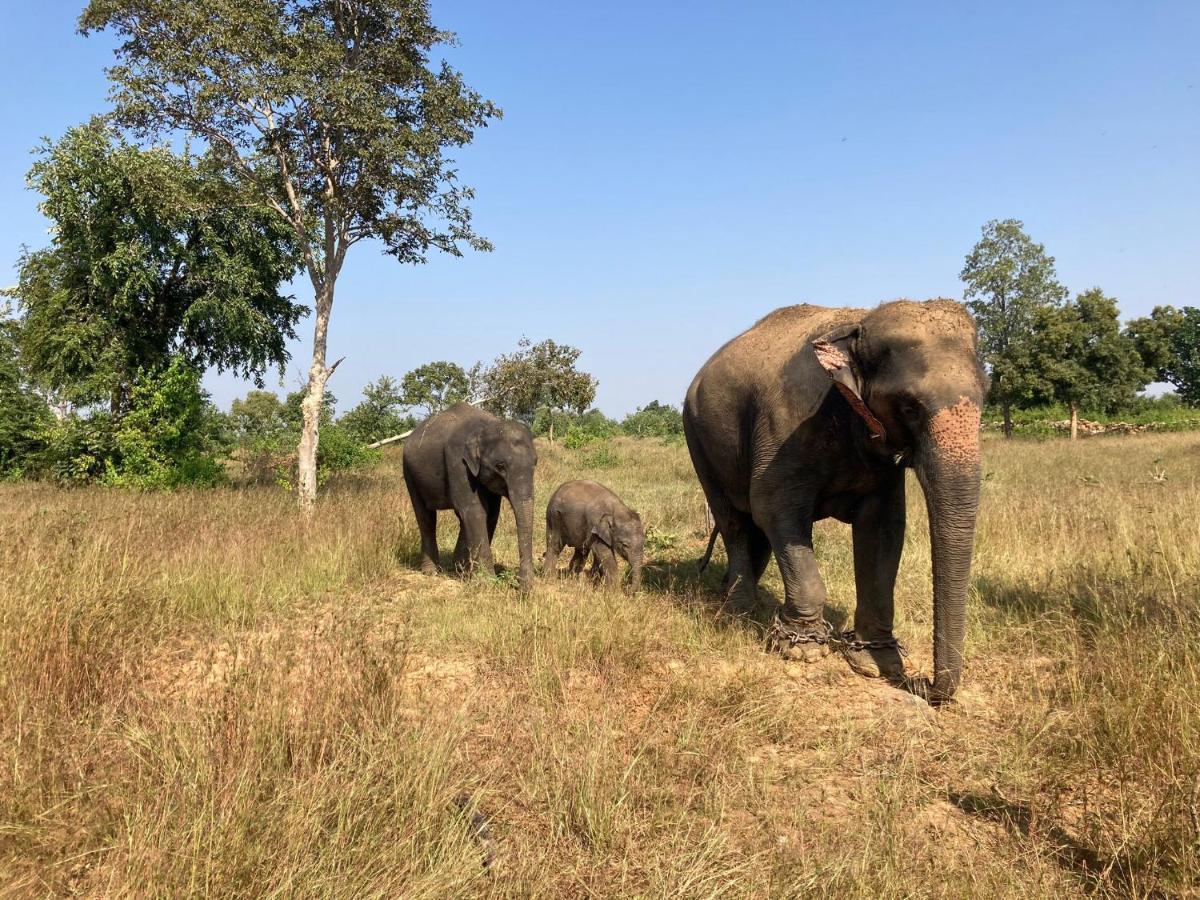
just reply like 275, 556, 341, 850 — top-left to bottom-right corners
697, 526, 720, 573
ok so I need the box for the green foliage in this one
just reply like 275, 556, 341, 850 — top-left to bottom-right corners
621, 401, 684, 439
12, 121, 304, 411
961, 219, 1069, 427
340, 376, 414, 444
582, 444, 621, 469
1125, 306, 1200, 406
400, 363, 469, 416
231, 390, 291, 442
312, 424, 380, 486
0, 310, 53, 476
1031, 289, 1149, 415
537, 408, 617, 447
40, 358, 226, 487
284, 388, 338, 429
475, 338, 597, 429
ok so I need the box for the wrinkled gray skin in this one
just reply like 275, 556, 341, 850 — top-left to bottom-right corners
403, 403, 537, 594
683, 300, 987, 702
543, 480, 645, 593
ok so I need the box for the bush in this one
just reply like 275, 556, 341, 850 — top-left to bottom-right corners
40, 359, 228, 488
535, 407, 618, 446
621, 401, 684, 439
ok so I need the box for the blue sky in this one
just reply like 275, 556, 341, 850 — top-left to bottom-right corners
2, 1, 1197, 415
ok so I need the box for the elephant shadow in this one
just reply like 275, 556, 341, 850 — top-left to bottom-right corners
639, 553, 852, 636
947, 790, 1136, 894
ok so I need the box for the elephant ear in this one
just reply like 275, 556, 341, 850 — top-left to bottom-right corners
812, 324, 888, 441
591, 513, 615, 547
462, 435, 482, 477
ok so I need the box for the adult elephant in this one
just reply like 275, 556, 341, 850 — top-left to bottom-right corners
683, 300, 987, 702
402, 403, 537, 594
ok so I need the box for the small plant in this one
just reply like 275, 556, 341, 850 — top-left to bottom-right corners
582, 444, 620, 469
644, 525, 677, 553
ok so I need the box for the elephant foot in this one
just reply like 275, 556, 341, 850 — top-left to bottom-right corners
840, 645, 905, 679
766, 617, 831, 663
837, 632, 907, 680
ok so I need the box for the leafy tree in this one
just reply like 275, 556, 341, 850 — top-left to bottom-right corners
621, 401, 685, 439
400, 362, 469, 416
12, 121, 304, 413
1125, 306, 1200, 405
0, 308, 52, 475
82, 0, 500, 510
960, 219, 1068, 436
230, 390, 291, 442
475, 338, 597, 442
340, 376, 414, 444
1031, 289, 1149, 438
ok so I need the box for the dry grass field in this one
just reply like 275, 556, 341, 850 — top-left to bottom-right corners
1, 432, 1198, 897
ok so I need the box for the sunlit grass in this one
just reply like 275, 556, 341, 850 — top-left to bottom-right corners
1, 432, 1197, 896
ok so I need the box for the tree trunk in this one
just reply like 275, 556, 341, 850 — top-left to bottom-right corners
548, 411, 555, 445
1002, 401, 1013, 438
1069, 403, 1078, 441
297, 284, 334, 512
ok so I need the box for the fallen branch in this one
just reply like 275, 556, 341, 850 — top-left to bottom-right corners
367, 429, 413, 449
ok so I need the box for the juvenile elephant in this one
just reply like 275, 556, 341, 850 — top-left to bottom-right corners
402, 403, 537, 593
543, 480, 645, 593
684, 300, 987, 702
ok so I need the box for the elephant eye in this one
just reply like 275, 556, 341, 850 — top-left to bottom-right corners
495, 461, 506, 471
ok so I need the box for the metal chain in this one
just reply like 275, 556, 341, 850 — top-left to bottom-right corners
767, 618, 907, 657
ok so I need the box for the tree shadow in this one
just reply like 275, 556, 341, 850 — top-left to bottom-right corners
948, 790, 1142, 895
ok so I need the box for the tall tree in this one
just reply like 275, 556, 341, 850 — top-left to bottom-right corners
82, 0, 500, 510
1125, 305, 1200, 406
12, 121, 304, 413
960, 219, 1068, 436
1031, 289, 1149, 438
0, 305, 52, 474
475, 338, 597, 442
400, 361, 469, 416
340, 376, 412, 443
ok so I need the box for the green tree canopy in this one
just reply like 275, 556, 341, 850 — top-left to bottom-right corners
1031, 289, 1149, 436
81, 0, 500, 508
230, 390, 291, 442
475, 338, 597, 441
960, 219, 1068, 435
12, 121, 304, 413
0, 307, 53, 474
400, 361, 470, 416
339, 376, 413, 443
621, 401, 685, 438
1125, 306, 1200, 406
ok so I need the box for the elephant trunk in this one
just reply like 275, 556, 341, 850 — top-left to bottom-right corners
513, 492, 535, 594
628, 549, 643, 594
915, 399, 982, 703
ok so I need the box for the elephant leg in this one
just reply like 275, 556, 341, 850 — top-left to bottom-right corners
454, 495, 493, 578
409, 489, 441, 576
846, 476, 907, 679
453, 513, 470, 574
760, 506, 830, 662
485, 491, 501, 543
543, 525, 564, 575
712, 511, 762, 617
484, 491, 502, 573
591, 543, 620, 587
568, 546, 588, 575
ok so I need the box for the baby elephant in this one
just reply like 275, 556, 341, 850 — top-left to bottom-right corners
544, 480, 645, 592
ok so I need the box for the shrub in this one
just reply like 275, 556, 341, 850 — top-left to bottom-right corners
621, 401, 684, 439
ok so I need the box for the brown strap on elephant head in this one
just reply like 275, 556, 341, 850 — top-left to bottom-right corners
812, 329, 888, 441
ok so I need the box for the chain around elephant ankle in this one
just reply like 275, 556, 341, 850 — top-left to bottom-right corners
831, 629, 908, 657
767, 618, 832, 648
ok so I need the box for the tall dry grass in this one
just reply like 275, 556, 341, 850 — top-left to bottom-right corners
1, 433, 1197, 896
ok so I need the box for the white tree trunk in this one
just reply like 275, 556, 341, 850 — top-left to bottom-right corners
297, 285, 334, 512
1069, 403, 1079, 441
